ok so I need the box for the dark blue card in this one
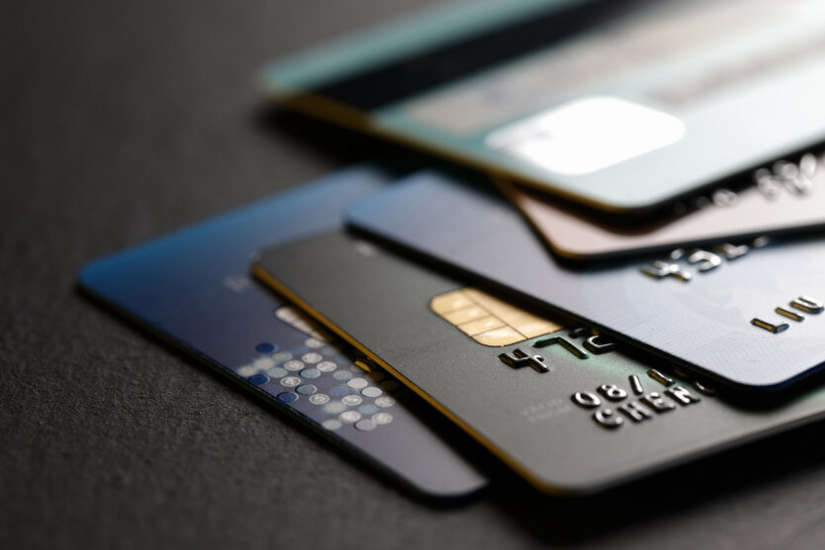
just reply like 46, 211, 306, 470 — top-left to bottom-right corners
79, 166, 490, 498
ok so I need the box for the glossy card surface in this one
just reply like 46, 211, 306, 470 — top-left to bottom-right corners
346, 171, 825, 390
78, 166, 490, 498
262, 0, 825, 213
254, 230, 825, 494
506, 148, 825, 261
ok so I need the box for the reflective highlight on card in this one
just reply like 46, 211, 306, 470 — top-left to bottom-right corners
505, 148, 825, 261
263, 0, 825, 212
487, 96, 685, 176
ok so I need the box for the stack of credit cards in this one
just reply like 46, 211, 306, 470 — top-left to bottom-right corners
253, 171, 825, 494
81, 0, 825, 497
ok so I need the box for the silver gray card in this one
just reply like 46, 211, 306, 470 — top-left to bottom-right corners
345, 171, 825, 390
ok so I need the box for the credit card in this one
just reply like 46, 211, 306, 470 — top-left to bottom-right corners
504, 148, 825, 262
345, 171, 825, 390
254, 229, 825, 494
78, 166, 491, 499
262, 0, 825, 214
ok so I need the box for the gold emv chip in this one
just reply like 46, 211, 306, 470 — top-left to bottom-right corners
430, 288, 562, 347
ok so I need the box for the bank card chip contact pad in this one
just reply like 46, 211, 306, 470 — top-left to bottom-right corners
346, 171, 825, 390
261, 0, 825, 213
254, 229, 825, 494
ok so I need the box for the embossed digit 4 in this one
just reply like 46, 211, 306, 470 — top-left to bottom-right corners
498, 348, 549, 373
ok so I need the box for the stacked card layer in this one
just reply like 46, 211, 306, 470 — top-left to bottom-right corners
252, 169, 825, 494
79, 166, 491, 499
505, 148, 825, 261
262, 0, 825, 214
345, 171, 825, 390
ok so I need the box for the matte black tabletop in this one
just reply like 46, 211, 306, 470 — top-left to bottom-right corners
4, 1, 825, 548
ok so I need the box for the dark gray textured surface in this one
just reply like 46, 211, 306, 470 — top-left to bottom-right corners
4, 1, 825, 548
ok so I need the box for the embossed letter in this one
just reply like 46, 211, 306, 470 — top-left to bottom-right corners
583, 334, 617, 354
790, 296, 824, 314
647, 369, 674, 387
641, 392, 676, 413
593, 409, 623, 429
751, 318, 790, 334
666, 385, 701, 406
618, 401, 653, 423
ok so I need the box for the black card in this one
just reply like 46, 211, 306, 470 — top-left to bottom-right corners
255, 229, 825, 494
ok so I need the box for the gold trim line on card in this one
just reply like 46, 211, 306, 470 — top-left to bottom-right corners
251, 264, 579, 496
